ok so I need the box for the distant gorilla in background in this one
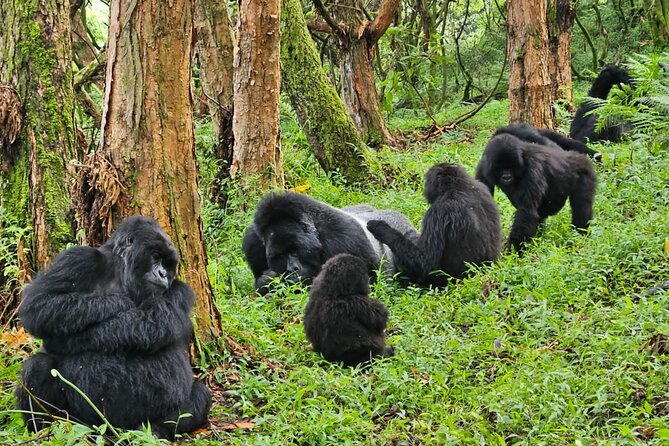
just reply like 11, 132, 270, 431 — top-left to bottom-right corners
303, 254, 394, 367
494, 123, 600, 160
476, 134, 597, 252
366, 163, 501, 287
242, 192, 418, 294
569, 64, 633, 143
16, 216, 211, 440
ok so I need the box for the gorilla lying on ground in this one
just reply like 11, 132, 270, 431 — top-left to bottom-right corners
476, 134, 597, 252
16, 216, 211, 440
570, 64, 633, 143
366, 163, 501, 287
494, 123, 600, 160
303, 254, 394, 367
242, 192, 417, 294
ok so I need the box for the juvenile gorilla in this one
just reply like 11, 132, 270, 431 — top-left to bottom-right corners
242, 192, 417, 293
366, 163, 501, 287
303, 254, 394, 366
570, 64, 633, 143
476, 134, 597, 252
16, 216, 211, 440
494, 123, 600, 159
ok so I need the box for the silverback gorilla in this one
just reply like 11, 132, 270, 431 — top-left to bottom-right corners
16, 216, 211, 439
242, 192, 418, 294
303, 254, 394, 366
476, 134, 597, 252
367, 163, 502, 287
569, 64, 633, 143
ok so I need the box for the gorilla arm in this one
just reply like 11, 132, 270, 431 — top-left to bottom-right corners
367, 210, 447, 284
353, 297, 389, 332
43, 280, 196, 355
20, 247, 134, 339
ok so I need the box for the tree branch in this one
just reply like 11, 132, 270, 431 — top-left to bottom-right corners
366, 0, 401, 44
312, 0, 346, 39
74, 51, 107, 90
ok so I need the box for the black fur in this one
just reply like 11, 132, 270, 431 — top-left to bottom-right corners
242, 192, 417, 294
366, 163, 502, 287
476, 134, 597, 252
16, 216, 211, 440
494, 123, 600, 159
303, 254, 394, 366
569, 64, 633, 143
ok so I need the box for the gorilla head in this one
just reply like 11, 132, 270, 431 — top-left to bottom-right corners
102, 216, 179, 300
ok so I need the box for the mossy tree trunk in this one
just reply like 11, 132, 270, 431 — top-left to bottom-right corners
507, 0, 554, 128
231, 0, 284, 190
193, 0, 235, 206
314, 0, 400, 147
281, 0, 369, 183
0, 0, 77, 270
547, 0, 575, 107
91, 0, 222, 347
645, 0, 669, 49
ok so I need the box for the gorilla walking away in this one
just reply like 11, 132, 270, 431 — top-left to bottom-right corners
16, 216, 211, 440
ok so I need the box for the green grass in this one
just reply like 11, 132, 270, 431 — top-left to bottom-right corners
1, 101, 669, 444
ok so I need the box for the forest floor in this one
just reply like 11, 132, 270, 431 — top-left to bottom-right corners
1, 101, 669, 445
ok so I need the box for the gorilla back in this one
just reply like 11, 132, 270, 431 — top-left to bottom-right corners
242, 192, 417, 293
16, 216, 211, 439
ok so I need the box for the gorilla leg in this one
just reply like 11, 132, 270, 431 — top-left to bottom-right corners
16, 353, 67, 432
508, 209, 542, 251
152, 381, 212, 439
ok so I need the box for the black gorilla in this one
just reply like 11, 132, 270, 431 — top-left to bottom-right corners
366, 163, 502, 287
570, 64, 633, 143
242, 192, 417, 293
476, 134, 597, 252
494, 123, 600, 159
16, 216, 211, 440
303, 253, 394, 367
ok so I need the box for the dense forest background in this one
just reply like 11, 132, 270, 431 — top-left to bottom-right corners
1, 0, 668, 443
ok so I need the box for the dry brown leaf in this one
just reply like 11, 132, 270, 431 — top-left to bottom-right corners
0, 327, 32, 348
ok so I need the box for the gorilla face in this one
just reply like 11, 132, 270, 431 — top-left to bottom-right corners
478, 137, 525, 194
104, 216, 179, 299
264, 221, 324, 283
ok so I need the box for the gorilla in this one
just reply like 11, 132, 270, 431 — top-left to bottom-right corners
16, 216, 211, 440
494, 123, 600, 160
476, 134, 597, 252
242, 192, 417, 294
366, 163, 502, 287
570, 64, 633, 143
303, 253, 394, 367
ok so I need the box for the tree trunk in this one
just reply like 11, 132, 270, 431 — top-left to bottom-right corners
507, 0, 553, 128
231, 0, 284, 189
547, 0, 575, 107
193, 0, 235, 206
88, 0, 221, 346
0, 0, 77, 270
320, 0, 399, 147
281, 0, 369, 183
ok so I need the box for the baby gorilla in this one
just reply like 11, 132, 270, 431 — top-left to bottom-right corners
366, 163, 501, 287
476, 134, 597, 252
303, 254, 394, 367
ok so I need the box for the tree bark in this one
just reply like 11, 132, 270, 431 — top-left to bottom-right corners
193, 0, 235, 206
507, 0, 553, 128
231, 0, 284, 189
87, 0, 221, 346
281, 0, 369, 183
316, 0, 399, 146
645, 0, 669, 49
0, 0, 78, 270
547, 0, 575, 107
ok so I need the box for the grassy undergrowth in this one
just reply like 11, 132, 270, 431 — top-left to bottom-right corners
1, 101, 668, 444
